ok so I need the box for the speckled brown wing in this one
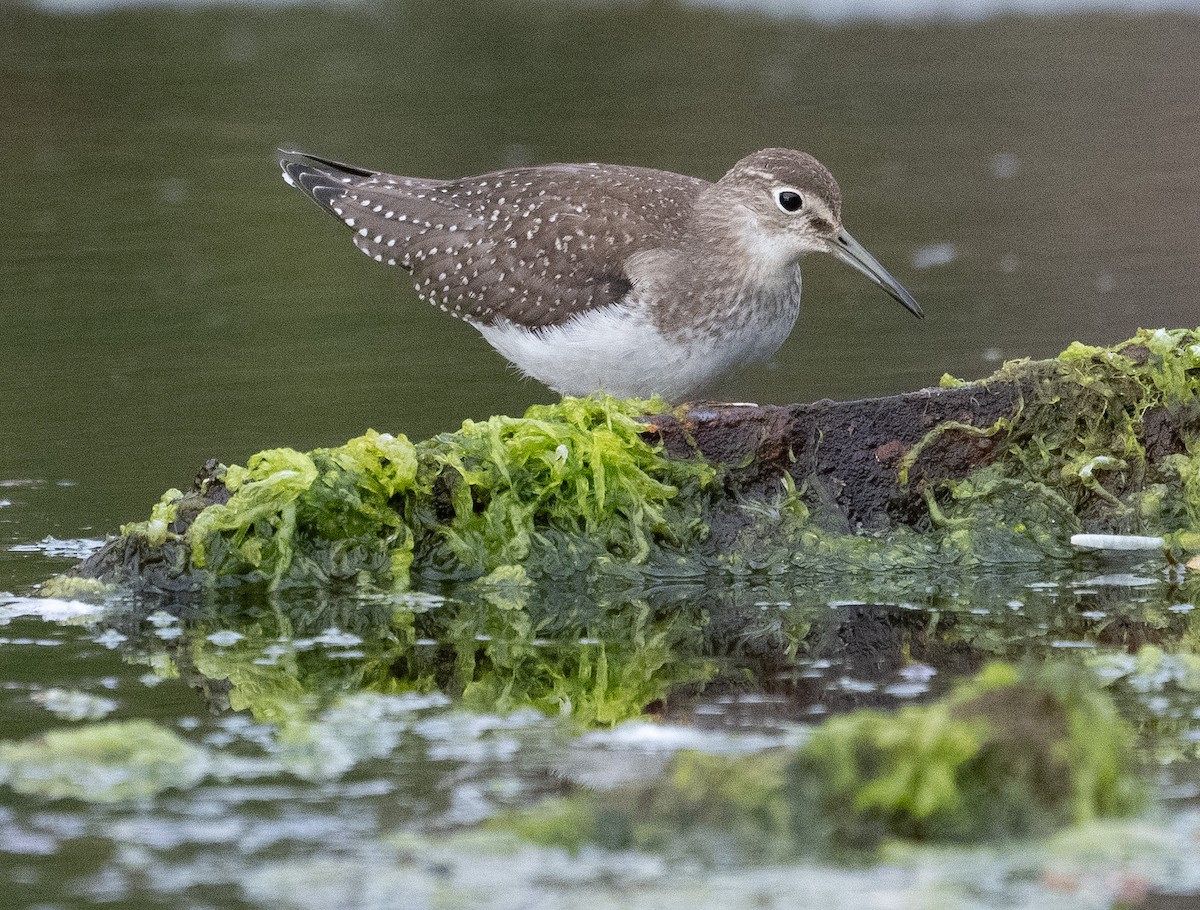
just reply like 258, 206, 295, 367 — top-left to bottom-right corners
281, 152, 706, 328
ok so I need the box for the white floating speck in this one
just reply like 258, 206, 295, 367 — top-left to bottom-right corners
989, 152, 1019, 178
33, 688, 118, 721
911, 242, 957, 270
94, 628, 127, 649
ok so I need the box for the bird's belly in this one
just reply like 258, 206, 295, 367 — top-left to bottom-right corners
475, 297, 800, 401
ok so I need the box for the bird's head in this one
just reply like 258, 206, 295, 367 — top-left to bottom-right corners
708, 148, 923, 318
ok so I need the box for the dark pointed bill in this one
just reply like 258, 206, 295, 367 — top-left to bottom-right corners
833, 229, 924, 319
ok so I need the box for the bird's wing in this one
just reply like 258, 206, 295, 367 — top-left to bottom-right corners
280, 152, 707, 328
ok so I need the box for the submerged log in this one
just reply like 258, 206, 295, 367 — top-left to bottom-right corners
61, 328, 1200, 594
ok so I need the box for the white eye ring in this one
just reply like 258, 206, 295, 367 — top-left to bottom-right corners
774, 187, 804, 213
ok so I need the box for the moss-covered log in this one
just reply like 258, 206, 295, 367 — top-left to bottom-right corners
60, 327, 1200, 595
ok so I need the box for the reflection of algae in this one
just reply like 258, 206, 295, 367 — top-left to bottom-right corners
1090, 645, 1200, 765
132, 565, 1200, 729
501, 662, 1144, 859
0, 720, 207, 802
183, 585, 718, 727
84, 329, 1200, 594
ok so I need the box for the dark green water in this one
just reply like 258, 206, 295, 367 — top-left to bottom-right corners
4, 3, 1200, 907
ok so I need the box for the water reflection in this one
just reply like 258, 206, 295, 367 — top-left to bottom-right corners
57, 558, 1199, 728
4, 558, 1200, 907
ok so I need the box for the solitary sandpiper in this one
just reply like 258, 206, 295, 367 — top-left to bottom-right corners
280, 148, 923, 401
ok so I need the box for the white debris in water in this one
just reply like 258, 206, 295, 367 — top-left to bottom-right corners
898, 662, 937, 681
415, 708, 547, 764
32, 688, 119, 721
94, 629, 127, 648
1071, 533, 1165, 552
836, 676, 878, 693
1078, 574, 1159, 587
206, 630, 245, 647
0, 595, 105, 625
911, 243, 958, 270
578, 720, 795, 757
7, 537, 104, 559
240, 810, 1200, 910
383, 590, 447, 611
579, 723, 716, 753
145, 610, 180, 628
279, 694, 414, 780
989, 151, 1020, 178
684, 0, 1200, 21
883, 681, 930, 698
293, 628, 364, 649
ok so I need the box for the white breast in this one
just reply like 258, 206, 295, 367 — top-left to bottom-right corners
475, 275, 803, 400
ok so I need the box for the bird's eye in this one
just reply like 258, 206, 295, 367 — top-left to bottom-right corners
775, 190, 803, 213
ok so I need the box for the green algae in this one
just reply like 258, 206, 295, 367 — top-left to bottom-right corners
411, 395, 711, 575
0, 720, 208, 802
499, 662, 1145, 860
99, 396, 712, 592
752, 327, 1200, 574
67, 329, 1200, 594
121, 486, 184, 547
794, 662, 1143, 846
37, 574, 113, 601
982, 329, 1200, 545
189, 430, 418, 588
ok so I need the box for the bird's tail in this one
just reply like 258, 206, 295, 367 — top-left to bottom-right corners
278, 150, 377, 220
